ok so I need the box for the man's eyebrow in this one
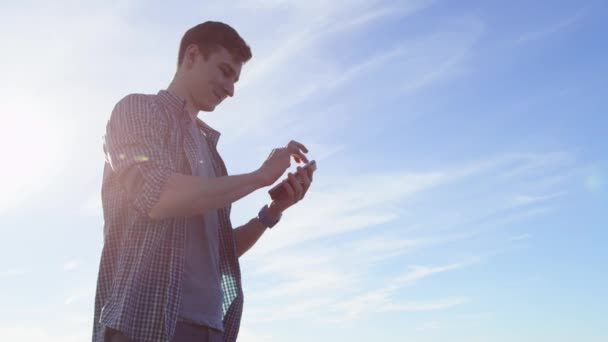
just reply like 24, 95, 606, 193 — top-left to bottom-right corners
221, 62, 239, 83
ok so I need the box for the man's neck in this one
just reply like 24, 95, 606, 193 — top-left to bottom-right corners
167, 80, 199, 121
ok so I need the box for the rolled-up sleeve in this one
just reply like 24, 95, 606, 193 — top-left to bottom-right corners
103, 94, 174, 216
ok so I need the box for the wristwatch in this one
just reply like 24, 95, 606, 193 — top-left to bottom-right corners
258, 204, 282, 229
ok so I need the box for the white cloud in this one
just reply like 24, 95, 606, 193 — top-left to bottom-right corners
249, 170, 447, 254
249, 151, 571, 255
62, 260, 83, 272
246, 257, 473, 323
516, 3, 592, 43
255, 268, 352, 300
237, 326, 276, 342
81, 193, 103, 217
393, 263, 470, 285
480, 206, 554, 232
0, 268, 27, 277
381, 296, 468, 312
209, 1, 443, 144
506, 275, 543, 287
245, 234, 458, 295
346, 236, 435, 262
328, 262, 472, 321
415, 320, 442, 331
398, 17, 485, 94
240, 148, 574, 325
510, 192, 565, 206
64, 288, 94, 305
304, 142, 346, 163
0, 325, 89, 342
237, 149, 574, 326
510, 233, 531, 241
243, 234, 461, 324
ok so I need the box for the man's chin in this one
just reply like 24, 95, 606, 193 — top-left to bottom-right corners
200, 103, 216, 112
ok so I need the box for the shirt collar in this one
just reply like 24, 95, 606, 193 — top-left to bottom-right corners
157, 89, 187, 115
197, 119, 221, 147
157, 89, 222, 147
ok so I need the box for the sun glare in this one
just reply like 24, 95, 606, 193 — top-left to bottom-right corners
0, 105, 69, 213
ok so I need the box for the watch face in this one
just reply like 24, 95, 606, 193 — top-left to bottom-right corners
259, 205, 279, 228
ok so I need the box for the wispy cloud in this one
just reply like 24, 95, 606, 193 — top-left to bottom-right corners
241, 149, 575, 325
393, 263, 471, 285
246, 257, 473, 323
62, 260, 84, 272
516, 3, 593, 43
510, 233, 531, 241
250, 170, 447, 254
244, 233, 465, 324
211, 1, 459, 144
326, 3, 423, 34
64, 287, 94, 305
506, 275, 543, 287
327, 262, 472, 321
81, 193, 103, 217
0, 325, 89, 342
510, 192, 565, 207
399, 18, 485, 94
415, 320, 442, 331
0, 268, 27, 278
236, 326, 277, 342
381, 296, 469, 312
249, 151, 572, 255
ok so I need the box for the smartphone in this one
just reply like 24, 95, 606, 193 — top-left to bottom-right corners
268, 160, 317, 201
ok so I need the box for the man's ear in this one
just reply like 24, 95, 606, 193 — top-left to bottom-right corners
184, 44, 199, 69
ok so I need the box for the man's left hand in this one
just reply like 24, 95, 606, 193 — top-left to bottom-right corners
267, 165, 314, 217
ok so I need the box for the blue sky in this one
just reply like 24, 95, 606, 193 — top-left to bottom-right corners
0, 0, 606, 341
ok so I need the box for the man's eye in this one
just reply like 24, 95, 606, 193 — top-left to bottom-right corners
220, 68, 229, 77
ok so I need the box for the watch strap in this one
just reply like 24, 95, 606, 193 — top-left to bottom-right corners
258, 204, 281, 228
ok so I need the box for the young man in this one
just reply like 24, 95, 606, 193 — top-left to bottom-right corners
92, 21, 314, 342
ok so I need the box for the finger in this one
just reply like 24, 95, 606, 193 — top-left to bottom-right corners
297, 166, 311, 185
288, 140, 309, 154
283, 179, 296, 202
298, 165, 313, 185
305, 164, 314, 181
273, 147, 298, 165
298, 167, 312, 197
286, 143, 309, 163
297, 163, 313, 185
289, 150, 308, 164
286, 153, 306, 164
288, 172, 304, 201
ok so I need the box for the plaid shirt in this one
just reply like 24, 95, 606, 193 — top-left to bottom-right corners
92, 90, 243, 342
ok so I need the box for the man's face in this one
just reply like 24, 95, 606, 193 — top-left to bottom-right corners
185, 45, 242, 112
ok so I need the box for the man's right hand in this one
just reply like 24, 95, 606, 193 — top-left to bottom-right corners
257, 140, 309, 187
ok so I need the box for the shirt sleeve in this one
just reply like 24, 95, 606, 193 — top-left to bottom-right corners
103, 94, 175, 216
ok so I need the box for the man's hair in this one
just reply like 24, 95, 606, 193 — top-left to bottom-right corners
177, 21, 252, 67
